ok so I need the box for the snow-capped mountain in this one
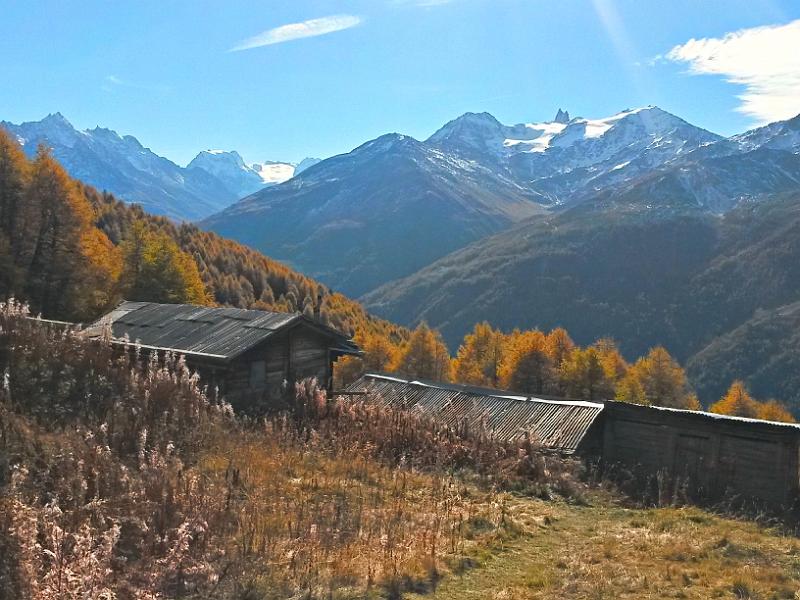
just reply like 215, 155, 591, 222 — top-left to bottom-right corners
187, 152, 323, 199
1, 113, 308, 221
203, 132, 546, 296
729, 113, 800, 153
582, 112, 800, 214
186, 150, 275, 198
251, 161, 295, 185
427, 106, 723, 204
1, 113, 236, 220
204, 105, 800, 299
295, 157, 322, 174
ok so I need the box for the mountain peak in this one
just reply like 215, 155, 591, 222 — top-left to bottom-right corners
357, 132, 421, 154
554, 108, 570, 124
41, 112, 73, 128
426, 112, 506, 152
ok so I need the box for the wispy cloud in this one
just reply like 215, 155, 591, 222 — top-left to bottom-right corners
230, 15, 362, 52
665, 19, 800, 124
103, 75, 171, 93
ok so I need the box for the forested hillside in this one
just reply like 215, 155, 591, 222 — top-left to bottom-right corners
1, 127, 794, 421
365, 193, 800, 412
0, 128, 405, 345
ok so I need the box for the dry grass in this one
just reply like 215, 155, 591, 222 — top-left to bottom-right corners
0, 302, 535, 599
410, 493, 800, 600
201, 432, 508, 599
4, 301, 800, 599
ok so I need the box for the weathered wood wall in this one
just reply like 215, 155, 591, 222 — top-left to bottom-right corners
601, 402, 800, 506
199, 324, 333, 414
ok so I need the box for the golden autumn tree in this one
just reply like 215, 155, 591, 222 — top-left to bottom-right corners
452, 321, 504, 387
757, 399, 796, 423
615, 371, 648, 405
594, 338, 629, 381
708, 381, 796, 423
333, 330, 402, 388
498, 329, 555, 394
14, 146, 120, 320
545, 327, 575, 369
617, 346, 698, 409
395, 322, 452, 382
708, 380, 759, 418
75, 226, 122, 319
560, 346, 616, 401
0, 128, 30, 296
120, 221, 209, 305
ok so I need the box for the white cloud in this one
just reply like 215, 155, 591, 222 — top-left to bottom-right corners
230, 15, 362, 51
665, 19, 800, 124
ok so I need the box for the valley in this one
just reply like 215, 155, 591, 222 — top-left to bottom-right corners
6, 104, 800, 412
199, 106, 800, 411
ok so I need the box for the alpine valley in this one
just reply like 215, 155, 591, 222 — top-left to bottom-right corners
6, 106, 800, 409
203, 106, 800, 410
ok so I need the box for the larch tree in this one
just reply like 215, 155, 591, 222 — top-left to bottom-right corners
361, 332, 400, 374
709, 380, 759, 418
617, 346, 698, 409
560, 346, 616, 401
594, 338, 629, 382
708, 381, 796, 422
395, 322, 452, 382
18, 147, 119, 319
452, 321, 504, 387
615, 371, 649, 405
120, 221, 209, 305
498, 329, 554, 394
0, 128, 29, 296
545, 327, 575, 369
333, 330, 402, 388
757, 399, 796, 423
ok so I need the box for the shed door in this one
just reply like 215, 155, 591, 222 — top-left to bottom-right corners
674, 434, 711, 497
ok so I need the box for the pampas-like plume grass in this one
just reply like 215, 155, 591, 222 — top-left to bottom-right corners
0, 300, 581, 599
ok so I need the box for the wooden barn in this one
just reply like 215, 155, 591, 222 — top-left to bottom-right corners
601, 401, 800, 506
89, 301, 361, 412
346, 373, 800, 508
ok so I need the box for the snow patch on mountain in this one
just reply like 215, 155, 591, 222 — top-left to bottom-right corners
251, 161, 295, 184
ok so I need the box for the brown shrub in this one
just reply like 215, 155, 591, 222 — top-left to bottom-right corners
0, 300, 580, 599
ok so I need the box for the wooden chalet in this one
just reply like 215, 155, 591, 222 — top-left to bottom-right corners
346, 373, 800, 508
89, 301, 361, 412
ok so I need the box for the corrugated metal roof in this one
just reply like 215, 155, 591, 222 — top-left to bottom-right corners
86, 301, 359, 361
343, 373, 604, 454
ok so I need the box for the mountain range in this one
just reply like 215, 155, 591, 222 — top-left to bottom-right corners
7, 105, 800, 410
204, 106, 800, 296
203, 105, 800, 409
0, 113, 320, 221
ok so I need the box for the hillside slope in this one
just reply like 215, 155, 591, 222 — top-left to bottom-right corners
203, 133, 546, 296
87, 185, 406, 342
202, 106, 727, 297
364, 192, 800, 410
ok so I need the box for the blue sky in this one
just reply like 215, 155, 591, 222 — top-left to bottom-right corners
1, 0, 798, 165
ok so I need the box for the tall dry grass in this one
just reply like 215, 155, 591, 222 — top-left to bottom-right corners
0, 301, 581, 599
